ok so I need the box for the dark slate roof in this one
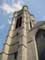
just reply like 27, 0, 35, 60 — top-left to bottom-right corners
35, 21, 45, 27
0, 53, 2, 60
29, 21, 45, 32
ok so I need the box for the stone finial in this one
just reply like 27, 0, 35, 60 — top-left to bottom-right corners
13, 12, 18, 17
22, 5, 28, 11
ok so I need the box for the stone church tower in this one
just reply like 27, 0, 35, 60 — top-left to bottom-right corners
2, 6, 45, 60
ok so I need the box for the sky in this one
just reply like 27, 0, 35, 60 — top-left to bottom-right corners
0, 0, 45, 52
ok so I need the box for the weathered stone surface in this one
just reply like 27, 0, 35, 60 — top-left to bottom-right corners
2, 5, 45, 60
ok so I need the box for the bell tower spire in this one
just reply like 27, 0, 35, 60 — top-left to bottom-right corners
2, 5, 35, 60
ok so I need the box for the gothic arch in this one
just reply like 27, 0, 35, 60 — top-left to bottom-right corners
35, 29, 45, 60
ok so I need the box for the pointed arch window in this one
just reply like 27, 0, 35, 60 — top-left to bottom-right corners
35, 29, 45, 60
16, 16, 22, 29
30, 22, 32, 28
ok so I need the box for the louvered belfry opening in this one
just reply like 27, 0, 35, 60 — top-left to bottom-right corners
16, 17, 22, 29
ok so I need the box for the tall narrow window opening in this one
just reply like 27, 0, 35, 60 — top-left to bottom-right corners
30, 22, 32, 28
16, 17, 22, 29
14, 52, 18, 59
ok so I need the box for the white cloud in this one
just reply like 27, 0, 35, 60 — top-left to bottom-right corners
10, 0, 15, 3
0, 3, 13, 13
0, 25, 5, 30
8, 19, 12, 24
0, 0, 23, 14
